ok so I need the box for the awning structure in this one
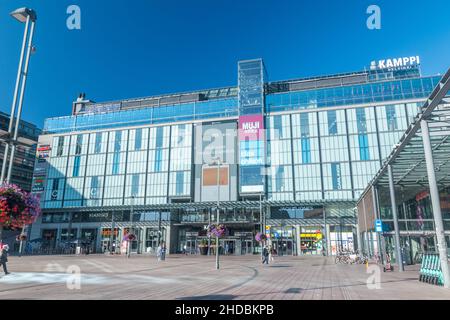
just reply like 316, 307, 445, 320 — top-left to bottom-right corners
356, 67, 450, 286
43, 199, 354, 213
358, 68, 450, 205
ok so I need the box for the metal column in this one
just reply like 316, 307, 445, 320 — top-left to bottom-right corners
420, 119, 450, 288
362, 197, 371, 257
7, 19, 36, 182
373, 186, 385, 265
0, 16, 30, 182
388, 165, 404, 272
323, 207, 327, 256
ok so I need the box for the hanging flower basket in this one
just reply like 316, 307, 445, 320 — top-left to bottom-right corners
123, 233, 136, 242
255, 232, 267, 242
0, 183, 41, 229
16, 234, 27, 242
207, 224, 226, 238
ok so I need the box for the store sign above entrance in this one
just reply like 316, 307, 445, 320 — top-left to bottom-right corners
370, 55, 420, 71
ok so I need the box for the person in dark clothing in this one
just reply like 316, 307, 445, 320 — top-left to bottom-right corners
1, 247, 10, 275
262, 246, 269, 265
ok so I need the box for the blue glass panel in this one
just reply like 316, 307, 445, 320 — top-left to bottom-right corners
135, 128, 142, 150
301, 138, 311, 163
331, 162, 342, 190
327, 110, 337, 135
358, 134, 370, 160
176, 171, 184, 195
73, 156, 81, 177
131, 174, 139, 196
112, 152, 120, 175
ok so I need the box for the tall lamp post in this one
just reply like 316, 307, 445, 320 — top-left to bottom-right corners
0, 7, 36, 249
212, 157, 221, 270
1, 8, 37, 183
128, 195, 135, 258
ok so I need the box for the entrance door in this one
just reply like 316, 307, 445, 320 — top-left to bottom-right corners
130, 228, 142, 254
240, 240, 253, 255
186, 238, 197, 254
273, 239, 294, 256
223, 240, 235, 255
42, 229, 57, 251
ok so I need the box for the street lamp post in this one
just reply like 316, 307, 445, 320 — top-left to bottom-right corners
128, 196, 135, 258
259, 192, 264, 260
214, 157, 221, 270
208, 209, 211, 256
1, 8, 37, 183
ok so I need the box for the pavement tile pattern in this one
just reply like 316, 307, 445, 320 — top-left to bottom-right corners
0, 254, 449, 300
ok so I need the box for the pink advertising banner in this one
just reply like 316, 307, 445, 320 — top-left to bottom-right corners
238, 114, 265, 141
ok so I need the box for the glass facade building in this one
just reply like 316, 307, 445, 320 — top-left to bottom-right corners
29, 59, 442, 255
0, 111, 40, 191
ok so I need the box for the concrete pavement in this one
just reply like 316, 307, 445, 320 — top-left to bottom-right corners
0, 254, 449, 300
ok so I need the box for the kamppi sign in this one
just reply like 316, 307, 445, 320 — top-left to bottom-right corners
370, 55, 420, 71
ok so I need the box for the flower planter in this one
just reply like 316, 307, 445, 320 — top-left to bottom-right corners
199, 246, 208, 255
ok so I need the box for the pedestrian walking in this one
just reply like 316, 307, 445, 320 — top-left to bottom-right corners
262, 246, 269, 265
157, 241, 166, 261
1, 246, 10, 275
269, 245, 274, 263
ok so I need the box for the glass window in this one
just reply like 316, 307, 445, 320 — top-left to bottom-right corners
75, 134, 83, 155
154, 149, 162, 172
300, 113, 309, 137
176, 171, 184, 195
90, 176, 100, 199
331, 163, 342, 190
135, 128, 142, 150
114, 131, 122, 152
57, 136, 65, 156
386, 105, 398, 131
275, 166, 285, 192
327, 110, 337, 135
51, 179, 60, 201
358, 134, 370, 161
94, 132, 102, 153
301, 138, 311, 164
273, 115, 283, 138
112, 152, 120, 175
356, 108, 367, 133
73, 156, 81, 177
131, 174, 139, 197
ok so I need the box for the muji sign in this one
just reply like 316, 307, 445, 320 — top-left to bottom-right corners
239, 114, 265, 141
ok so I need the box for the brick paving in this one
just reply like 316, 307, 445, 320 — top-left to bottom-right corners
0, 254, 449, 300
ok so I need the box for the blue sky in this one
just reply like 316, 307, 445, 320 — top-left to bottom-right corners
1, 0, 449, 128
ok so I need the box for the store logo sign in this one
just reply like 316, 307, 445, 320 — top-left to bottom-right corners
370, 56, 420, 70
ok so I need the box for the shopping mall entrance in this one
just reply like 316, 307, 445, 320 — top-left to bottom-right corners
179, 228, 255, 255
271, 239, 294, 256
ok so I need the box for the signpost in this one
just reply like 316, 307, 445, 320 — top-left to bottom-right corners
375, 219, 383, 233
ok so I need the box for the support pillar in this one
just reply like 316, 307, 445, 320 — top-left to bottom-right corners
373, 186, 385, 265
356, 221, 363, 254
326, 224, 331, 256
421, 119, 450, 288
388, 164, 404, 272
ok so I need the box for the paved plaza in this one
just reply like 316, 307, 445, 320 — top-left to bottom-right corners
0, 254, 449, 300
